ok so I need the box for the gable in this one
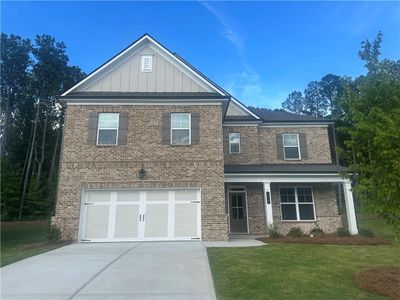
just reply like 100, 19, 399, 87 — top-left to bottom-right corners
63, 34, 225, 96
81, 45, 211, 93
225, 98, 260, 120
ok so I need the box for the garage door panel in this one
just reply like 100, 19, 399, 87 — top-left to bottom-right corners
175, 190, 197, 201
146, 190, 168, 201
144, 204, 169, 238
174, 204, 198, 237
114, 205, 139, 238
87, 191, 110, 202
84, 205, 110, 239
117, 191, 140, 202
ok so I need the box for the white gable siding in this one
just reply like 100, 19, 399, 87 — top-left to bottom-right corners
226, 101, 251, 116
80, 45, 210, 93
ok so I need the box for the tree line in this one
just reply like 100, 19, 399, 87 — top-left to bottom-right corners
281, 32, 400, 229
1, 33, 85, 220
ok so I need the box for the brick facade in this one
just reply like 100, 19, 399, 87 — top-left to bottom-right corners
52, 104, 228, 241
226, 183, 341, 236
54, 104, 341, 241
223, 126, 332, 165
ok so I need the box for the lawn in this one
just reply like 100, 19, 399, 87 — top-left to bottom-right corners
1, 220, 64, 267
207, 214, 399, 300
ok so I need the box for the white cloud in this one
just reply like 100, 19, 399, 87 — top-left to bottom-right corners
200, 1, 244, 49
200, 2, 276, 107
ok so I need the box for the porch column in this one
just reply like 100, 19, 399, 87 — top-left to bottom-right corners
263, 182, 273, 226
343, 180, 358, 235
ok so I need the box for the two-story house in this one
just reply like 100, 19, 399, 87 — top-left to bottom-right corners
53, 34, 358, 242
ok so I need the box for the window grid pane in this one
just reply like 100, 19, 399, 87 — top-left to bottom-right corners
98, 113, 119, 129
284, 147, 300, 159
283, 134, 299, 146
98, 129, 117, 145
171, 113, 190, 129
280, 187, 315, 221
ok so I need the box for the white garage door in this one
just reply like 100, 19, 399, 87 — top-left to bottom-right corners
79, 189, 201, 242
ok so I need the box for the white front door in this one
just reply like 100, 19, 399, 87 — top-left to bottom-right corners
80, 189, 201, 242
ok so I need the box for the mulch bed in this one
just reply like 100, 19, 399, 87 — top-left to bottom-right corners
258, 234, 391, 245
354, 267, 400, 299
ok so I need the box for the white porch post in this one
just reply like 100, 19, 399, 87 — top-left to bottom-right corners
263, 182, 273, 227
343, 180, 358, 235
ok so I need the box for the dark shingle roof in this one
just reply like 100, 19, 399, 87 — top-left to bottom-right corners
249, 107, 331, 123
224, 164, 348, 174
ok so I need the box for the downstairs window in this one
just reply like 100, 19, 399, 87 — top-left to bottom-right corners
280, 187, 315, 221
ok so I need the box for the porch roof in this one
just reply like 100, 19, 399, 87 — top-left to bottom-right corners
224, 164, 351, 183
224, 164, 348, 174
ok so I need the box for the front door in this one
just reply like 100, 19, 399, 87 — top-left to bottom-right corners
229, 192, 248, 233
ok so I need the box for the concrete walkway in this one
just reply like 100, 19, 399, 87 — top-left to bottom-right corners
1, 242, 216, 300
203, 239, 265, 248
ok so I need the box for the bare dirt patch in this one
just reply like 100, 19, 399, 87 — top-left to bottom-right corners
258, 234, 391, 245
354, 267, 400, 299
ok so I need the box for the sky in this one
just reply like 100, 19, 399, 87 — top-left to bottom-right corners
2, 1, 400, 109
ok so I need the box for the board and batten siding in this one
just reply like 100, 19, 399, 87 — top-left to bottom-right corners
82, 45, 210, 93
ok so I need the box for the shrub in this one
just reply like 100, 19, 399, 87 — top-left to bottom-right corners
287, 227, 303, 238
310, 227, 325, 236
337, 227, 350, 237
47, 224, 62, 242
359, 228, 374, 237
268, 225, 281, 239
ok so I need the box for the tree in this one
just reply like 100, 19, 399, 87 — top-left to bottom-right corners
0, 34, 32, 157
0, 32, 85, 220
320, 74, 345, 118
303, 81, 329, 117
340, 32, 400, 229
282, 91, 304, 114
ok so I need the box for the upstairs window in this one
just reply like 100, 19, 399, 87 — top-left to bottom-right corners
141, 55, 152, 72
229, 133, 241, 154
97, 113, 119, 145
280, 187, 315, 221
283, 134, 300, 160
171, 113, 191, 145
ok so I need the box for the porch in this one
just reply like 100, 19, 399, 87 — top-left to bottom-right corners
224, 164, 358, 236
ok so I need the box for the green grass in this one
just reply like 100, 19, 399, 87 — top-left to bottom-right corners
208, 214, 399, 300
357, 213, 399, 243
1, 220, 63, 267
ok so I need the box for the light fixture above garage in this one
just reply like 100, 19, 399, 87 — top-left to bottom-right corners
138, 165, 146, 180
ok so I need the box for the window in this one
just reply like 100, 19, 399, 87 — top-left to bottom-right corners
283, 134, 300, 160
280, 187, 315, 221
141, 55, 152, 72
228, 133, 240, 154
171, 113, 191, 145
97, 113, 119, 145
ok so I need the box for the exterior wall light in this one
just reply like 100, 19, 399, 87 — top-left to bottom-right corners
138, 165, 146, 180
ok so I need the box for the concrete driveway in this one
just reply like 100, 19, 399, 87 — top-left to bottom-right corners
1, 242, 216, 300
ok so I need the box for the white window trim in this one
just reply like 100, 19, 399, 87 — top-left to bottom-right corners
282, 133, 301, 160
170, 113, 191, 146
229, 132, 241, 154
96, 113, 119, 146
279, 186, 316, 222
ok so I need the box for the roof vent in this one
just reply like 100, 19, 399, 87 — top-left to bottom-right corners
141, 55, 152, 72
